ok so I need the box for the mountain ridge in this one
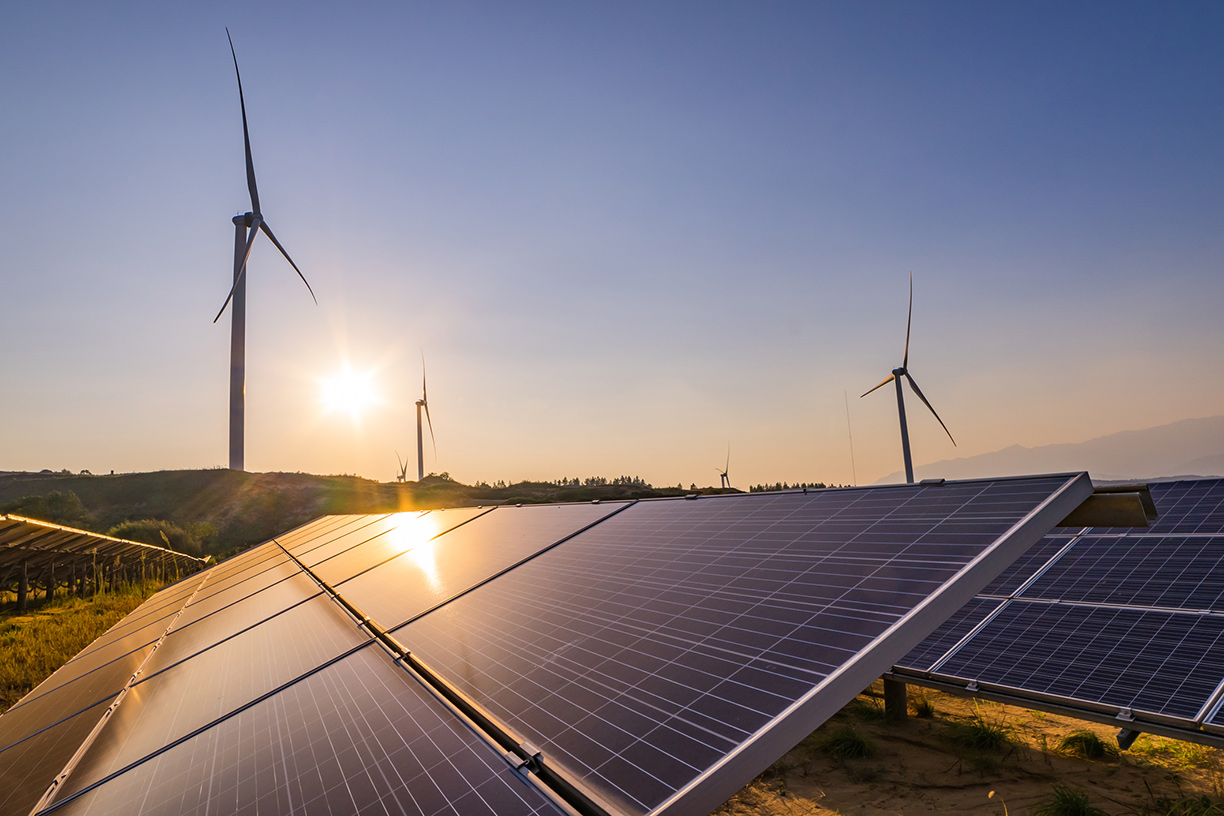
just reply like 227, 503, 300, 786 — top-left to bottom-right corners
876, 415, 1224, 484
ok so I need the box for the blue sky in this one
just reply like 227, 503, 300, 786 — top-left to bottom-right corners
2, 1, 1221, 487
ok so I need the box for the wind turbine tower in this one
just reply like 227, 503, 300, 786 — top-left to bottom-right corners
861, 274, 956, 483
215, 29, 317, 471
415, 356, 436, 481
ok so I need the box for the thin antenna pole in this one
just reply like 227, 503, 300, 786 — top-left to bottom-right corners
844, 391, 857, 487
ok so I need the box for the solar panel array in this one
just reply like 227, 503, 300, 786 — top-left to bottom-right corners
0, 474, 1091, 816
895, 478, 1224, 746
1, 515, 206, 607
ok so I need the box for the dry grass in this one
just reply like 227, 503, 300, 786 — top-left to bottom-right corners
0, 582, 162, 711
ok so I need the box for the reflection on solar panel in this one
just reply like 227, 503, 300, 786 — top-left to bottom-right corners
0, 476, 1091, 816
895, 478, 1224, 747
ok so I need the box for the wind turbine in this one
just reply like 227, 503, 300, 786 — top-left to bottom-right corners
860, 273, 955, 484
716, 446, 730, 489
394, 451, 409, 483
214, 29, 317, 471
415, 356, 436, 481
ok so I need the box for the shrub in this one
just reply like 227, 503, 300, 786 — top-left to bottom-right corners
911, 694, 936, 718
818, 724, 876, 759
1032, 784, 1107, 816
107, 519, 215, 557
945, 704, 1012, 751
1059, 729, 1118, 760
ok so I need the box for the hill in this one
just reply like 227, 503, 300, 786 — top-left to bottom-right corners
877, 415, 1224, 484
0, 470, 704, 556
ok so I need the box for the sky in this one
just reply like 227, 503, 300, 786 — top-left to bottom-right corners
2, 1, 1221, 488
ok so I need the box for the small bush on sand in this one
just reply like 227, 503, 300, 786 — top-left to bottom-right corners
911, 694, 936, 718
1059, 729, 1118, 760
946, 704, 1012, 751
819, 724, 877, 759
1032, 784, 1108, 816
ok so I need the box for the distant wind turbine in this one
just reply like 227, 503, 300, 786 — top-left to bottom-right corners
860, 273, 955, 484
415, 355, 437, 481
716, 446, 730, 489
394, 451, 409, 483
214, 29, 317, 472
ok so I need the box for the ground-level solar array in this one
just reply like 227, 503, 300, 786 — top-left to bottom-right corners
895, 478, 1224, 746
0, 474, 1091, 816
0, 515, 206, 609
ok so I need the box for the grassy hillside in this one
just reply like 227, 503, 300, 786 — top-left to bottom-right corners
0, 470, 708, 556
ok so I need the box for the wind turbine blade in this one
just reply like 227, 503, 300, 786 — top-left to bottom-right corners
259, 221, 317, 304
903, 271, 913, 370
725, 444, 730, 474
212, 219, 262, 323
226, 29, 260, 214
904, 372, 956, 446
424, 403, 437, 460
860, 373, 895, 399
421, 352, 427, 402
396, 450, 405, 474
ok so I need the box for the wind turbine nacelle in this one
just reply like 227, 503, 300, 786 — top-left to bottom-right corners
232, 213, 258, 227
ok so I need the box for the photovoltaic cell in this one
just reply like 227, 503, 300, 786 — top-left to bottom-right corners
285, 514, 402, 566
978, 535, 1073, 597
1019, 536, 1224, 611
896, 597, 1002, 674
42, 646, 560, 816
53, 595, 374, 799
0, 645, 148, 748
933, 601, 1224, 720
166, 553, 306, 631
392, 477, 1083, 815
137, 574, 330, 679
0, 697, 117, 816
334, 502, 627, 627
309, 507, 493, 584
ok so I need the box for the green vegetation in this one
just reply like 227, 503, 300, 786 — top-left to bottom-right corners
0, 490, 93, 527
0, 581, 162, 711
1032, 783, 1108, 816
818, 724, 877, 759
945, 703, 1013, 751
107, 519, 216, 558
1059, 729, 1119, 760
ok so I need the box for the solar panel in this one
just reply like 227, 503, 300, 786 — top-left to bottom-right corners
390, 477, 1087, 815
897, 478, 1224, 746
42, 647, 558, 816
1, 474, 1091, 816
0, 698, 119, 816
52, 597, 374, 799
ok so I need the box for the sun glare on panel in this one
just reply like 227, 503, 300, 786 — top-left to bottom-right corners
318, 364, 379, 423
386, 512, 444, 593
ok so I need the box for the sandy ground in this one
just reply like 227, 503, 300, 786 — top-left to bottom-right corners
713, 682, 1224, 815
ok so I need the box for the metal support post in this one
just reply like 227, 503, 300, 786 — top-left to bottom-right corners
883, 677, 909, 722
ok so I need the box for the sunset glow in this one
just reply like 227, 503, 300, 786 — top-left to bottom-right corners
319, 365, 378, 423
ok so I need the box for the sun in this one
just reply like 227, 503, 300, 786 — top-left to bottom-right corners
319, 365, 379, 422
